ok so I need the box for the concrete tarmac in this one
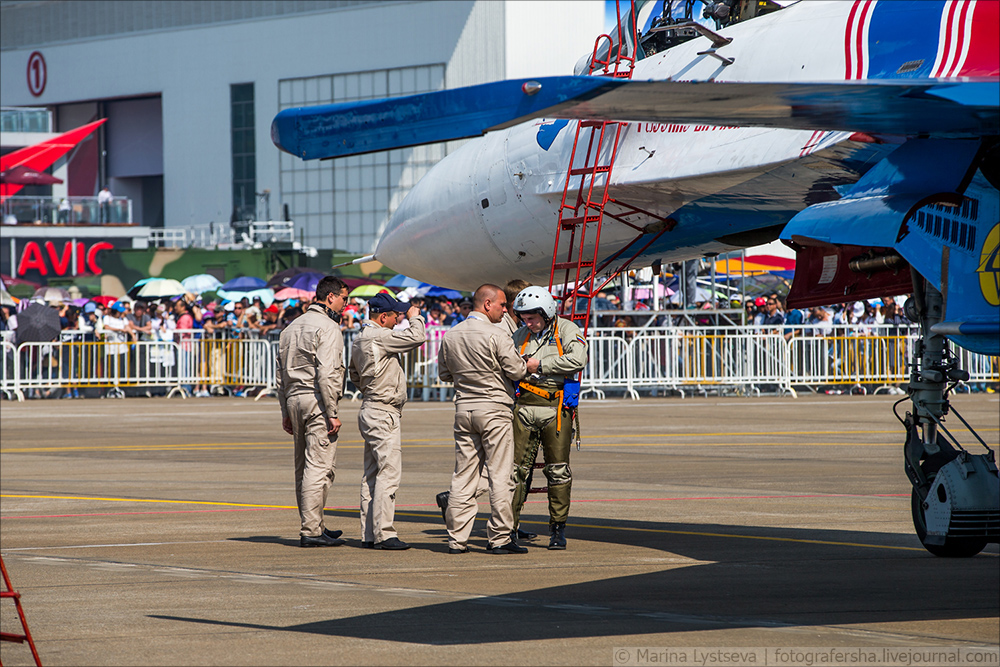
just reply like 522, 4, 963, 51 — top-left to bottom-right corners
1, 394, 998, 666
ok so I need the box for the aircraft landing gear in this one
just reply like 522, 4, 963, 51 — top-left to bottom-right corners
901, 275, 999, 557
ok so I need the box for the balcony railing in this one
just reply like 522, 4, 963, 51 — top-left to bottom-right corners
0, 107, 52, 133
1, 196, 132, 225
147, 220, 297, 248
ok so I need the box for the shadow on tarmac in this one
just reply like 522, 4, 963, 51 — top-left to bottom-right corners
166, 512, 999, 645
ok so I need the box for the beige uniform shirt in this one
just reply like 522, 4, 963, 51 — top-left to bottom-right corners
276, 303, 345, 421
496, 311, 520, 336
349, 315, 426, 413
511, 316, 588, 390
438, 312, 528, 410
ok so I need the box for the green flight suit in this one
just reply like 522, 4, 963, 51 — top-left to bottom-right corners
510, 316, 587, 526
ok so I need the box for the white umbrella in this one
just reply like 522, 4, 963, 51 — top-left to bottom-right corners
0, 286, 17, 307
137, 278, 186, 299
181, 274, 222, 294
217, 287, 275, 307
32, 286, 72, 304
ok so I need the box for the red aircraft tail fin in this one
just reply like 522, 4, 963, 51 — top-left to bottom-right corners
0, 119, 106, 200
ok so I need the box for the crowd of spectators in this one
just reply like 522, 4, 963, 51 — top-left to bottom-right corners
1, 286, 916, 349
0, 281, 940, 401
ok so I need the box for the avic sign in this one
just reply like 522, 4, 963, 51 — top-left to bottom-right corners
17, 241, 114, 276
1, 228, 148, 284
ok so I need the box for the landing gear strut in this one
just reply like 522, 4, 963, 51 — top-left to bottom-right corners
901, 273, 999, 557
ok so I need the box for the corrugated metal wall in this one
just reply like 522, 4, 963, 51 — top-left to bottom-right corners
0, 0, 412, 50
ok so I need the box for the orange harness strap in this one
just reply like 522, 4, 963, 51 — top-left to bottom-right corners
519, 319, 565, 431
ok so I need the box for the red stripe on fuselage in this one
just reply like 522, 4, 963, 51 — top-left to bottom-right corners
854, 0, 876, 79
945, 0, 972, 76
961, 0, 999, 76
844, 0, 863, 79
934, 0, 960, 76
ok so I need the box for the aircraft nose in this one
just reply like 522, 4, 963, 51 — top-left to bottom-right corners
375, 140, 507, 291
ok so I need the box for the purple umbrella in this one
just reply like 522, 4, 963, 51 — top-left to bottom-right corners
220, 276, 266, 291
285, 271, 325, 292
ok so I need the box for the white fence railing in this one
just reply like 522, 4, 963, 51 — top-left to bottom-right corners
1, 325, 996, 402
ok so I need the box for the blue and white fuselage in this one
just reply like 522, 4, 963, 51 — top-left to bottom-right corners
370, 0, 996, 290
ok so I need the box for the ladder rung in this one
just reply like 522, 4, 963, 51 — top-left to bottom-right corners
1, 631, 28, 643
0, 591, 20, 599
559, 215, 601, 227
569, 165, 612, 176
552, 261, 594, 271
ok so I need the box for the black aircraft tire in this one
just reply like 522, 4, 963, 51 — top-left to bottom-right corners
910, 474, 988, 558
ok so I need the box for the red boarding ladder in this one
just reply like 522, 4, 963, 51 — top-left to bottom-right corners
547, 0, 675, 335
526, 1, 675, 499
0, 555, 42, 667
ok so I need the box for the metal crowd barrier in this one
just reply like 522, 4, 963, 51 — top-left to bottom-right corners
1, 330, 277, 401
1, 341, 21, 401
2, 324, 996, 402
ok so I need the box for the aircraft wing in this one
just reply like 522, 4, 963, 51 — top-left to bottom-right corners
0, 119, 106, 200
271, 76, 998, 160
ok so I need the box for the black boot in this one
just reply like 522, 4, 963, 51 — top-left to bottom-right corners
548, 522, 566, 550
435, 491, 449, 523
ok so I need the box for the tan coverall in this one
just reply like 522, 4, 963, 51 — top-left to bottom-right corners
349, 315, 426, 544
438, 312, 528, 550
511, 316, 588, 527
276, 303, 345, 538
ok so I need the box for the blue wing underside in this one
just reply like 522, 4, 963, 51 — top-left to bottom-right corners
271, 75, 999, 355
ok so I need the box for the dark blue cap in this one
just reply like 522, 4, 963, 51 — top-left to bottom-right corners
368, 292, 409, 314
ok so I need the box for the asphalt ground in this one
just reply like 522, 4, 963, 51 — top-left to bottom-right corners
1, 394, 998, 667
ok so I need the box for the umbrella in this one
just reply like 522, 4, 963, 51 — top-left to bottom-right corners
349, 284, 392, 298
273, 287, 315, 301
266, 267, 317, 290
1, 287, 17, 307
1, 274, 41, 291
341, 276, 384, 290
181, 273, 222, 294
383, 274, 424, 289
420, 285, 464, 300
137, 278, 186, 299
127, 277, 157, 298
217, 287, 275, 307
221, 276, 266, 291
0, 165, 64, 185
285, 271, 326, 292
14, 302, 60, 343
32, 286, 72, 304
89, 295, 117, 307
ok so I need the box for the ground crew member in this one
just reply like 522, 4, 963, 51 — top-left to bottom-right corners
349, 292, 426, 550
276, 276, 349, 548
438, 284, 540, 554
434, 279, 538, 540
510, 286, 588, 550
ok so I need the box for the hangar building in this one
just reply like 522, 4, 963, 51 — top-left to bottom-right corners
1, 0, 603, 254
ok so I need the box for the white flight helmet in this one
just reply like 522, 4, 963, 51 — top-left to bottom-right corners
513, 286, 557, 319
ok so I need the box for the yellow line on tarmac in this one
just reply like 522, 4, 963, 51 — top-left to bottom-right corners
0, 494, 931, 554
8, 494, 998, 555
391, 511, 931, 553
1, 493, 298, 509
1, 442, 908, 454
3, 428, 995, 454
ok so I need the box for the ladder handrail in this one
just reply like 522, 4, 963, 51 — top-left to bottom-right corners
0, 555, 43, 666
